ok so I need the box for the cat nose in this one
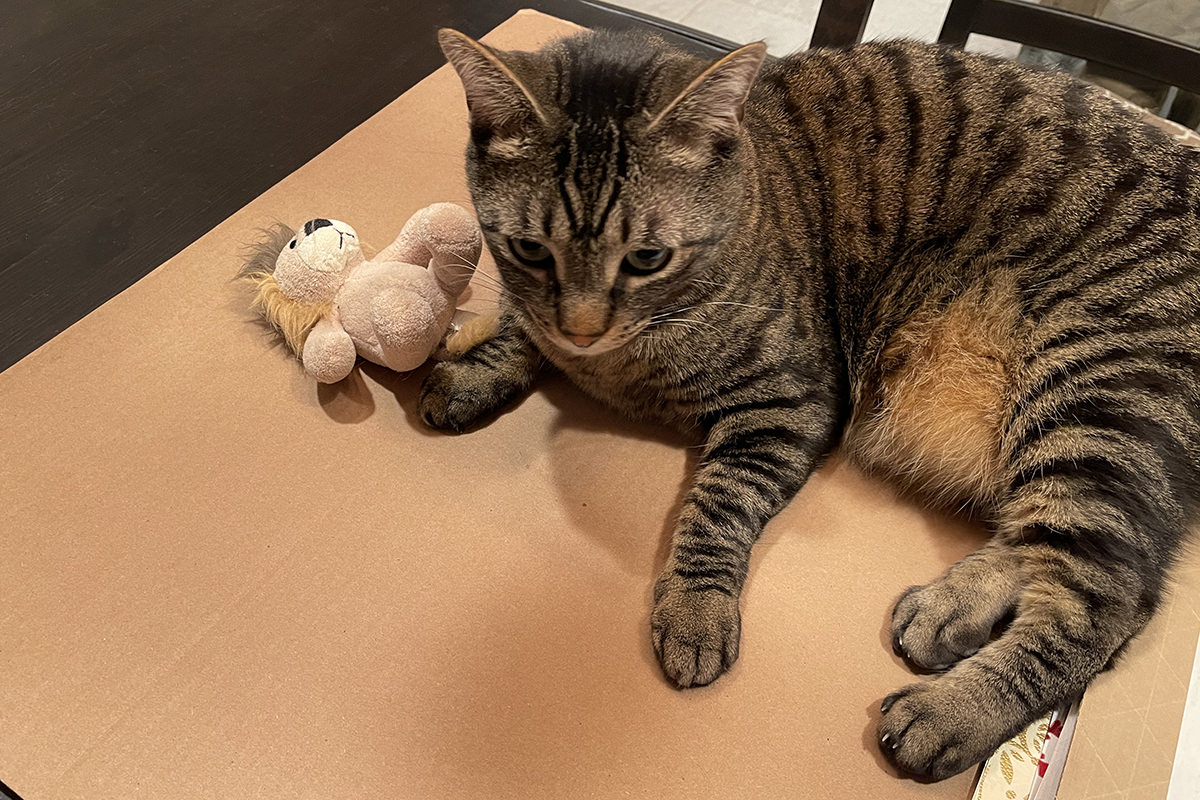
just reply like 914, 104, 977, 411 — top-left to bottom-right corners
558, 296, 610, 348
566, 333, 601, 348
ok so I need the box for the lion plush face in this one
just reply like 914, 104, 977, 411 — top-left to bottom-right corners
243, 218, 366, 358
273, 218, 364, 305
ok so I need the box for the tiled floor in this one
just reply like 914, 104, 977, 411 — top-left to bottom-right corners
614, 0, 1019, 56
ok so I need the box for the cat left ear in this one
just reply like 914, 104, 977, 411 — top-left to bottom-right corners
649, 42, 767, 143
438, 28, 547, 139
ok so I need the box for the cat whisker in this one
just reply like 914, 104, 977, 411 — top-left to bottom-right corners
442, 257, 538, 306
693, 300, 789, 313
647, 308, 722, 328
656, 317, 721, 331
459, 271, 511, 296
649, 305, 708, 323
650, 318, 723, 336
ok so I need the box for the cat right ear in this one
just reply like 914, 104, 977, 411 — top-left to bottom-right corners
438, 28, 547, 140
648, 42, 767, 146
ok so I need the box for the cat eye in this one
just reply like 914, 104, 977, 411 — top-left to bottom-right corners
508, 237, 555, 269
622, 247, 673, 276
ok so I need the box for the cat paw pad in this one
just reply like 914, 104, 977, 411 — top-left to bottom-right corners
891, 583, 993, 671
651, 580, 740, 688
418, 361, 503, 432
878, 679, 994, 780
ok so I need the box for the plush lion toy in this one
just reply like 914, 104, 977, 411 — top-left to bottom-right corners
243, 203, 497, 383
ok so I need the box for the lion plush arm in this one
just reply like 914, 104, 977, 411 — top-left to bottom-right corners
302, 317, 357, 383
373, 203, 481, 297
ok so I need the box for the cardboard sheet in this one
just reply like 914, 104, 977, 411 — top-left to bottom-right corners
1, 10, 1195, 799
1058, 557, 1200, 800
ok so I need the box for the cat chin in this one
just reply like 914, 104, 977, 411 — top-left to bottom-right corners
545, 336, 628, 357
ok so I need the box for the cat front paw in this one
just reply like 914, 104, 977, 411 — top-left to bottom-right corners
418, 359, 510, 432
891, 582, 996, 672
651, 576, 741, 688
878, 675, 1012, 780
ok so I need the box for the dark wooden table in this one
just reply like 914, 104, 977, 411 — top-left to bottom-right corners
0, 0, 734, 375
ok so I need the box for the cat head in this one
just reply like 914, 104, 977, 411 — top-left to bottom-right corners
439, 28, 766, 356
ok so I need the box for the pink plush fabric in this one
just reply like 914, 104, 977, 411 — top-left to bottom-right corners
273, 203, 482, 383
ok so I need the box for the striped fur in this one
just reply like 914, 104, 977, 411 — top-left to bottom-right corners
431, 29, 1200, 779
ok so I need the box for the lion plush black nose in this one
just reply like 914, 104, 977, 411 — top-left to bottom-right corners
303, 218, 333, 235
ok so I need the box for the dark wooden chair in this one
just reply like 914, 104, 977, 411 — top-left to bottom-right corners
810, 0, 1200, 99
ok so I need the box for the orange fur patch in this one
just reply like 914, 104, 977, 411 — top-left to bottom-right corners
846, 278, 1024, 507
445, 310, 501, 358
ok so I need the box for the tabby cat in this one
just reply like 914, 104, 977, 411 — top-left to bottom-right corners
428, 27, 1200, 780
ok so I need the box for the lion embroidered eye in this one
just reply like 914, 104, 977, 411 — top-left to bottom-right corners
622, 247, 673, 276
288, 240, 296, 249
508, 238, 555, 269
